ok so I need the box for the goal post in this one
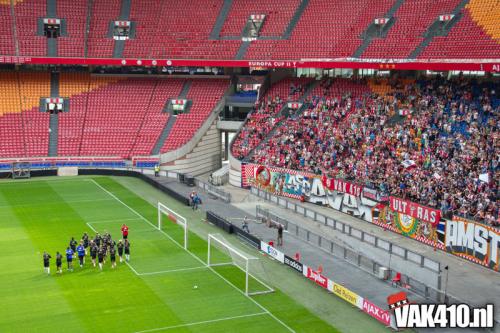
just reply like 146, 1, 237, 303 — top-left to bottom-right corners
157, 202, 188, 249
207, 233, 274, 296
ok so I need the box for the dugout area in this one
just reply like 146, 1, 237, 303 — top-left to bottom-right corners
0, 174, 390, 333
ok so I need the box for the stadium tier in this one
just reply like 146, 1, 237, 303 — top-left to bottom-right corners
236, 76, 499, 227
0, 0, 498, 60
0, 72, 228, 158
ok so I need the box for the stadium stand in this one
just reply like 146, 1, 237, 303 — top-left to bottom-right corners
361, 0, 461, 58
87, 0, 120, 58
418, 1, 500, 59
231, 77, 313, 159
220, 0, 300, 37
57, 0, 87, 57
0, 0, 498, 59
0, 3, 15, 56
161, 79, 229, 152
248, 76, 499, 227
15, 0, 46, 56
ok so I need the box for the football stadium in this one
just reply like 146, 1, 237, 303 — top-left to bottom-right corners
0, 0, 498, 332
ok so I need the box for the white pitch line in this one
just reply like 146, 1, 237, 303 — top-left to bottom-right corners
86, 221, 140, 276
89, 179, 296, 333
134, 312, 268, 333
138, 265, 208, 276
86, 217, 142, 225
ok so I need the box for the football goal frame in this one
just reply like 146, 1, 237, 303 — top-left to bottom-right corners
157, 202, 188, 249
207, 233, 274, 296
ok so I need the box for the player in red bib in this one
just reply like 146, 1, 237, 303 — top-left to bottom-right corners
121, 224, 129, 239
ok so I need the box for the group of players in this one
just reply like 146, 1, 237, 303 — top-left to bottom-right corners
42, 224, 130, 274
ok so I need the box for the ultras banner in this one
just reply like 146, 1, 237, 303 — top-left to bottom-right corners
242, 164, 379, 222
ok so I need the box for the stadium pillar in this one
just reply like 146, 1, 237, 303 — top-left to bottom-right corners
224, 131, 229, 161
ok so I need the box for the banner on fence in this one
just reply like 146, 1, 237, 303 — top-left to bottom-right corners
372, 203, 445, 248
243, 164, 378, 221
260, 241, 285, 263
304, 266, 329, 289
284, 254, 304, 273
445, 216, 499, 270
389, 196, 441, 225
330, 282, 360, 307
363, 298, 392, 326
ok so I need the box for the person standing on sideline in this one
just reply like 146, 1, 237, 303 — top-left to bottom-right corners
242, 216, 250, 233
43, 252, 51, 275
124, 239, 131, 262
56, 252, 62, 274
66, 247, 74, 272
121, 224, 129, 240
77, 242, 85, 267
277, 224, 284, 246
154, 164, 160, 177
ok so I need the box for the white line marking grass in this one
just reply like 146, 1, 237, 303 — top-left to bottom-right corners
89, 179, 295, 333
134, 312, 268, 333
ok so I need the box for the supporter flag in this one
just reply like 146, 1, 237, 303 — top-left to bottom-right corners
401, 160, 416, 169
479, 173, 489, 184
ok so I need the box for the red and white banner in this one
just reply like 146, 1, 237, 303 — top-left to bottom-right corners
389, 196, 441, 225
287, 102, 302, 109
321, 176, 363, 197
374, 18, 389, 25
114, 21, 131, 27
43, 18, 61, 25
304, 267, 328, 289
363, 299, 391, 326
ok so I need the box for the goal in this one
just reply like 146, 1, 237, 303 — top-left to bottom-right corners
157, 202, 188, 249
207, 233, 274, 296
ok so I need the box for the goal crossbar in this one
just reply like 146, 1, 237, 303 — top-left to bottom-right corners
158, 202, 188, 249
207, 233, 274, 296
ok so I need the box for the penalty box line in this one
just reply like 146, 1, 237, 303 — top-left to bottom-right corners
134, 312, 268, 333
86, 221, 205, 276
88, 179, 296, 333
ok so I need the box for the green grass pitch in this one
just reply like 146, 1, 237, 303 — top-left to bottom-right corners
0, 176, 387, 333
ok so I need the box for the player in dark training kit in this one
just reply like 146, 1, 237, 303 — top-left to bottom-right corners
124, 239, 130, 262
110, 246, 116, 269
77, 242, 85, 267
97, 247, 105, 270
117, 240, 124, 262
56, 252, 62, 274
90, 241, 98, 267
43, 252, 51, 275
82, 232, 89, 253
66, 247, 74, 272
69, 237, 77, 256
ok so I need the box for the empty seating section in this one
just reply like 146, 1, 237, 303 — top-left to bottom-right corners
419, 1, 500, 59
78, 78, 157, 157
0, 4, 15, 55
0, 0, 498, 59
0, 72, 50, 157
87, 0, 119, 58
19, 72, 50, 156
122, 0, 161, 58
161, 79, 228, 152
15, 0, 46, 56
245, 0, 395, 59
0, 72, 24, 157
57, 0, 87, 57
467, 0, 499, 41
231, 78, 312, 159
128, 79, 184, 156
58, 73, 120, 156
143, 0, 240, 59
220, 0, 300, 37
362, 0, 461, 58
58, 75, 214, 157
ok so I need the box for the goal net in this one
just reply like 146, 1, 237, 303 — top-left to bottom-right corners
207, 233, 274, 296
158, 202, 188, 249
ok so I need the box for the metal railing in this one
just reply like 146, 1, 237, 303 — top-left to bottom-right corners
252, 187, 441, 273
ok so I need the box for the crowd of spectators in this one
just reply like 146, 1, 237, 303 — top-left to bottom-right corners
231, 78, 311, 160
249, 75, 499, 227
